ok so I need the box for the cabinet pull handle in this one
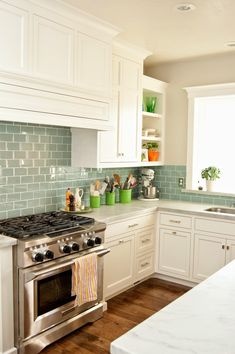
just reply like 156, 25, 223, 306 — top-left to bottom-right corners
227, 245, 230, 250
142, 238, 150, 243
128, 223, 138, 228
222, 244, 225, 249
141, 262, 149, 267
119, 240, 124, 244
169, 219, 181, 224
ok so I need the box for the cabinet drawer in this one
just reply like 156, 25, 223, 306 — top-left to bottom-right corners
159, 212, 192, 229
106, 213, 155, 240
195, 218, 235, 237
135, 252, 154, 282
136, 227, 155, 255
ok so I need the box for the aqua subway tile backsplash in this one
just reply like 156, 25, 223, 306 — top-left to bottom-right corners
1, 121, 234, 219
0, 121, 140, 219
154, 165, 235, 207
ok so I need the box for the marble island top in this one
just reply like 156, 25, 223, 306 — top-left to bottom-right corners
111, 260, 235, 354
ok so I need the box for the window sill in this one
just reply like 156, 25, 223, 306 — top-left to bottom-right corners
181, 189, 235, 198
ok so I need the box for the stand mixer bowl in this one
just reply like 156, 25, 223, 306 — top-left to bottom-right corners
143, 186, 157, 199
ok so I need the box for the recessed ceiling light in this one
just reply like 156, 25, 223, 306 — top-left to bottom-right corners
176, 3, 196, 12
226, 41, 235, 48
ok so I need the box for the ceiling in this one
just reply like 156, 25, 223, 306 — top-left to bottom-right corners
63, 0, 235, 66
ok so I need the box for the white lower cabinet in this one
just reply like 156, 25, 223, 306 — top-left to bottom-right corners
193, 234, 235, 282
104, 214, 155, 299
104, 234, 135, 298
158, 228, 191, 279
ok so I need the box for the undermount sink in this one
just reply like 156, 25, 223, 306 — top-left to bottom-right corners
205, 207, 235, 215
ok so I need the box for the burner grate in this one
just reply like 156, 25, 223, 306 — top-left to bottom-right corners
0, 211, 95, 239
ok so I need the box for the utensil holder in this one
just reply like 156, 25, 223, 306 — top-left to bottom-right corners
120, 189, 132, 204
90, 195, 100, 208
106, 191, 115, 206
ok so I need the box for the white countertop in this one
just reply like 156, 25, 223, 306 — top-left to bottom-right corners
87, 199, 235, 223
0, 235, 17, 249
111, 259, 235, 354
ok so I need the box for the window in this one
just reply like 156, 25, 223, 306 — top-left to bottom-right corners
185, 83, 235, 194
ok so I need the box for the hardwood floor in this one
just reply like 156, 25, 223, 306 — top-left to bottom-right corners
42, 278, 190, 354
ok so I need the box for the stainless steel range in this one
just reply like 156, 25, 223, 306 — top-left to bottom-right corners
0, 211, 109, 354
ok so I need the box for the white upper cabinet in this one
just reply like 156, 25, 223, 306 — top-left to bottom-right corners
0, 0, 119, 129
33, 14, 74, 85
71, 41, 150, 167
0, 1, 29, 73
76, 33, 111, 98
99, 55, 141, 164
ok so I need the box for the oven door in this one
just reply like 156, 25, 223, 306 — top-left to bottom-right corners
18, 248, 109, 340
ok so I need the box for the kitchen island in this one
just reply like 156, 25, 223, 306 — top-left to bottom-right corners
111, 259, 235, 354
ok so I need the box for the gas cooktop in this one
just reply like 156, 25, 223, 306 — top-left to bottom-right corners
0, 211, 95, 239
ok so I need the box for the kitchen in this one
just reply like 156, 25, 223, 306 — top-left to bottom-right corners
0, 0, 235, 353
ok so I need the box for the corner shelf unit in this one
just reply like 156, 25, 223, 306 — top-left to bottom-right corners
140, 75, 167, 166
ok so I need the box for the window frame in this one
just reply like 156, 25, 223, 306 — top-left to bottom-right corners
184, 83, 235, 192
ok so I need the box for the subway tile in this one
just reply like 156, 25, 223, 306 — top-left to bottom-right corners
28, 167, 39, 175
28, 183, 40, 191
0, 151, 13, 159
2, 168, 13, 176
0, 133, 13, 141
7, 193, 21, 202
28, 135, 39, 143
14, 134, 26, 142
34, 175, 45, 183
21, 176, 33, 184
7, 210, 21, 218
7, 160, 20, 168
21, 208, 34, 216
21, 192, 34, 201
15, 168, 27, 176
27, 151, 39, 159
21, 126, 34, 134
34, 127, 46, 135
14, 184, 28, 193
0, 211, 7, 219
14, 151, 26, 159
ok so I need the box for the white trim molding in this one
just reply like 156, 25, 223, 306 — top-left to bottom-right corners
184, 83, 235, 191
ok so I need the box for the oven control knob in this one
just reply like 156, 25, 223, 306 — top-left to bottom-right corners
32, 252, 44, 262
69, 242, 80, 252
60, 244, 71, 254
95, 236, 102, 245
86, 238, 95, 247
44, 250, 54, 259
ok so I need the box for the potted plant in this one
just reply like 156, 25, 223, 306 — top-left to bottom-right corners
201, 166, 221, 192
143, 142, 159, 161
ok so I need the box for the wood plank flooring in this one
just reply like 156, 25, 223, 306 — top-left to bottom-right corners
42, 278, 190, 354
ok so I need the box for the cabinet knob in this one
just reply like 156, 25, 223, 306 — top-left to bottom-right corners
119, 240, 124, 244
222, 244, 225, 249
227, 245, 230, 250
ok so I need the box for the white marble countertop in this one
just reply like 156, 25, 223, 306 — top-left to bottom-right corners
0, 235, 17, 248
87, 199, 235, 223
111, 259, 235, 354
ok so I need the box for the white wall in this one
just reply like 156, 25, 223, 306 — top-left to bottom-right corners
145, 52, 235, 165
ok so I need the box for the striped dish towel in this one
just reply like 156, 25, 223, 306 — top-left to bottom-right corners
71, 253, 98, 306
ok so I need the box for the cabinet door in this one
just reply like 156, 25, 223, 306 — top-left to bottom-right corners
158, 228, 191, 279
33, 14, 74, 85
193, 234, 226, 282
226, 239, 235, 264
99, 56, 141, 164
118, 59, 141, 162
104, 235, 134, 298
76, 33, 111, 98
0, 1, 29, 73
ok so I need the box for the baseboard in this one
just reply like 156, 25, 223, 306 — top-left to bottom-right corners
1, 348, 17, 354
152, 273, 197, 288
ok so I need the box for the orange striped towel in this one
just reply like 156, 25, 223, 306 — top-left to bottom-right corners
71, 253, 98, 306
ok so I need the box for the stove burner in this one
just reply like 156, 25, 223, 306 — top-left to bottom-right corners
0, 211, 95, 239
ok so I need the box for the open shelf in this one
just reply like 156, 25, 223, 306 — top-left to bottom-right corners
142, 111, 162, 119
141, 136, 161, 142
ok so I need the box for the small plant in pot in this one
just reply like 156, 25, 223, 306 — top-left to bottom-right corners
201, 166, 221, 192
143, 142, 159, 161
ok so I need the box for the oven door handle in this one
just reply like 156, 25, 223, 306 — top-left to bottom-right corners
95, 248, 110, 257
25, 248, 111, 282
